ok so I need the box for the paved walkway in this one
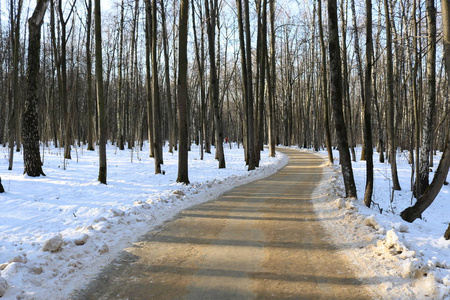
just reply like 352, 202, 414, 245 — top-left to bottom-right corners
75, 148, 372, 299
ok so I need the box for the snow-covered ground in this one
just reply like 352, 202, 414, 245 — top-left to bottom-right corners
1, 143, 449, 299
0, 142, 287, 299
311, 147, 450, 299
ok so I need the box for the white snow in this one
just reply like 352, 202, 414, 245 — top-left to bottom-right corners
0, 142, 287, 299
311, 147, 450, 299
1, 143, 449, 299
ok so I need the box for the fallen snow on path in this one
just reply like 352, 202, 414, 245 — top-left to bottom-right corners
310, 147, 450, 299
0, 143, 287, 299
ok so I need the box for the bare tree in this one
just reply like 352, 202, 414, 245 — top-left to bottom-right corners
151, 0, 163, 173
317, 0, 333, 163
363, 0, 374, 207
267, 0, 276, 157
85, 0, 95, 151
177, 0, 190, 184
384, 0, 401, 191
22, 0, 48, 177
401, 0, 450, 226
8, 0, 23, 170
327, 0, 357, 198
94, 0, 106, 184
205, 0, 225, 168
418, 0, 437, 194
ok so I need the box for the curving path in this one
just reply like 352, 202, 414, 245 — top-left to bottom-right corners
74, 148, 373, 299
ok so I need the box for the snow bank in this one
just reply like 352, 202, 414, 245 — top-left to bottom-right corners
0, 143, 287, 299
311, 147, 450, 299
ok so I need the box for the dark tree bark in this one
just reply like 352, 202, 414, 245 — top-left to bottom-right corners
0, 178, 4, 193
144, 0, 154, 159
327, 0, 357, 198
94, 0, 106, 184
363, 0, 374, 207
22, 0, 48, 177
384, 0, 401, 191
205, 0, 225, 169
237, 0, 256, 170
177, 0, 190, 184
267, 0, 276, 157
317, 0, 333, 164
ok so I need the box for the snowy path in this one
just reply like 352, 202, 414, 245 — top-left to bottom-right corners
73, 148, 374, 299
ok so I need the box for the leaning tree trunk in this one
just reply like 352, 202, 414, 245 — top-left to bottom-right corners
327, 0, 357, 198
22, 0, 48, 177
401, 0, 450, 225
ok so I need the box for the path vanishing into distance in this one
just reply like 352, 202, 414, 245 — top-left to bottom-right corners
74, 148, 373, 299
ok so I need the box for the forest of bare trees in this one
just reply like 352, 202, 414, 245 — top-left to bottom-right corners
0, 0, 449, 227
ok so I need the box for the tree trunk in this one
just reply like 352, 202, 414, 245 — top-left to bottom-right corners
177, 0, 190, 184
144, 0, 154, 159
9, 0, 22, 170
327, 0, 357, 198
23, 0, 48, 177
384, 0, 401, 190
318, 0, 333, 164
94, 0, 106, 184
363, 0, 374, 207
151, 0, 163, 173
419, 0, 436, 193
205, 0, 225, 169
267, 0, 276, 157
161, 0, 174, 154
86, 0, 95, 151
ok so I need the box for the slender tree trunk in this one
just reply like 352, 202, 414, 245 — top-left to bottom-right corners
384, 0, 401, 190
144, 0, 154, 159
412, 0, 421, 198
9, 0, 23, 170
267, 0, 276, 157
151, 0, 163, 173
318, 0, 333, 164
363, 0, 374, 207
340, 0, 356, 162
327, 0, 357, 198
243, 0, 256, 170
94, 0, 106, 184
23, 0, 48, 177
86, 0, 94, 151
205, 0, 225, 168
177, 0, 190, 184
161, 0, 174, 154
117, 1, 125, 150
57, 0, 72, 161
351, 0, 365, 161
